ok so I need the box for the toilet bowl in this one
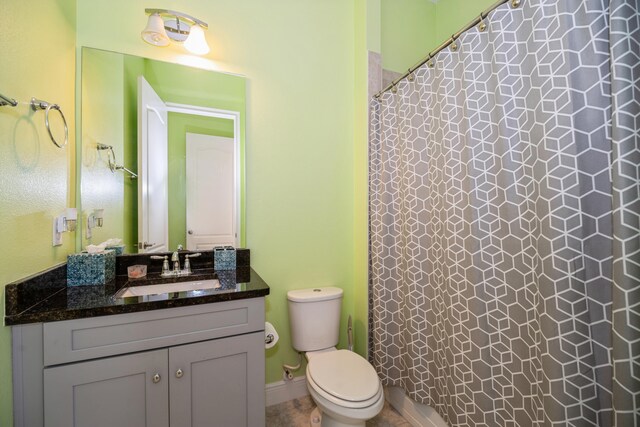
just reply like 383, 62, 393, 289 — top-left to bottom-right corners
287, 287, 384, 427
305, 349, 384, 426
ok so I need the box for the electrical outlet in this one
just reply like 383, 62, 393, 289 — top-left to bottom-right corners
86, 216, 93, 239
52, 216, 64, 246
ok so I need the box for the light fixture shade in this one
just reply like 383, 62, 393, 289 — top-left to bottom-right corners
184, 25, 210, 55
141, 13, 170, 47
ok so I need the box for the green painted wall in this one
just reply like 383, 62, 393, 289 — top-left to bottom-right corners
381, 0, 436, 72
367, 0, 382, 53
380, 0, 499, 72
167, 113, 234, 250
354, 0, 370, 357
435, 0, 498, 43
0, 1, 77, 425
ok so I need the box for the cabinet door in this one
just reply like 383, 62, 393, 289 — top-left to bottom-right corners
43, 349, 169, 427
169, 332, 265, 427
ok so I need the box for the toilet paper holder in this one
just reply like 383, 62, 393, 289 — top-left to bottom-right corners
265, 333, 275, 345
265, 321, 279, 349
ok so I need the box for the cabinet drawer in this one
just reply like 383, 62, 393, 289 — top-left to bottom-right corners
43, 297, 264, 366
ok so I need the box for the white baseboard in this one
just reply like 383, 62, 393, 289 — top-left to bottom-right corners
265, 376, 309, 407
385, 386, 448, 427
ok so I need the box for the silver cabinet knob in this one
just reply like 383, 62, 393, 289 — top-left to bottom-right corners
176, 369, 184, 378
152, 373, 161, 383
188, 230, 193, 235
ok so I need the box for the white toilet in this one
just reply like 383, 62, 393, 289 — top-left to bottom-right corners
287, 287, 384, 427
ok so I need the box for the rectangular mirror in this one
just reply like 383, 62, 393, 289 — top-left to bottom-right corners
80, 48, 245, 254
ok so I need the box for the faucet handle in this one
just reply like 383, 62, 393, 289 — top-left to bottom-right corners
150, 255, 170, 276
183, 253, 202, 274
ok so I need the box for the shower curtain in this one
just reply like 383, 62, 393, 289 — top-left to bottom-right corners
368, 0, 639, 426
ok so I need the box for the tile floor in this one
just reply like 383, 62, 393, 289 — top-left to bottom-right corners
266, 395, 412, 427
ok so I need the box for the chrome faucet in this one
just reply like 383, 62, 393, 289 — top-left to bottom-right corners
151, 250, 201, 277
171, 251, 181, 273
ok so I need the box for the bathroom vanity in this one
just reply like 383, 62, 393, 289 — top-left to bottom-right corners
5, 253, 269, 427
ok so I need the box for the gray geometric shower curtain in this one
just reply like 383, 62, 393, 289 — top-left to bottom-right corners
368, 1, 639, 426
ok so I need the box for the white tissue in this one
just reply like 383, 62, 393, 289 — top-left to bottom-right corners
85, 244, 106, 254
85, 238, 123, 254
265, 322, 279, 349
103, 238, 123, 247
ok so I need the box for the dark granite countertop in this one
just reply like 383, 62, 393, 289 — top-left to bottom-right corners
5, 251, 269, 325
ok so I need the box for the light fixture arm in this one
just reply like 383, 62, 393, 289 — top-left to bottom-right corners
144, 8, 208, 29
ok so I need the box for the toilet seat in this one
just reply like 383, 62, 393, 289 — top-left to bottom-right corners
306, 350, 382, 409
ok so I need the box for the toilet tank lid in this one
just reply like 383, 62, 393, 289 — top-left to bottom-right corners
287, 287, 343, 302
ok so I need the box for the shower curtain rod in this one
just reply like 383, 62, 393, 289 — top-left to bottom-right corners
374, 0, 515, 99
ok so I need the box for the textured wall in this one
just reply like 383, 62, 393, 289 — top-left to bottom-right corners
0, 1, 77, 424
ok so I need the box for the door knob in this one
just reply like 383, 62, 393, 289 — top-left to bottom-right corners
188, 230, 193, 235
152, 373, 161, 383
176, 369, 184, 378
138, 242, 156, 249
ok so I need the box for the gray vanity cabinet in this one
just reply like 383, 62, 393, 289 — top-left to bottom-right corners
169, 332, 265, 427
12, 298, 266, 427
43, 349, 170, 427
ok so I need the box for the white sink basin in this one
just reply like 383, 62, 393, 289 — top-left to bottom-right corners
116, 279, 221, 298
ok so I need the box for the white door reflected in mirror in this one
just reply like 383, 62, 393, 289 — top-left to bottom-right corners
138, 76, 169, 253
186, 133, 237, 250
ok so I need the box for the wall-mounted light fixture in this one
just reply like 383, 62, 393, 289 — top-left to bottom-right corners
141, 9, 210, 55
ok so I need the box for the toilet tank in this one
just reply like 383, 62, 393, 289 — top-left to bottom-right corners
287, 287, 343, 352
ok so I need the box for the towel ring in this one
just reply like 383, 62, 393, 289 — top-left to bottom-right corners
31, 98, 68, 148
96, 143, 138, 179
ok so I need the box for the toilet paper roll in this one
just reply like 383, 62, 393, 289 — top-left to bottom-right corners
265, 322, 279, 349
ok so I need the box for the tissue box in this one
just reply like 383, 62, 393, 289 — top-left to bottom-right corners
106, 245, 125, 256
67, 250, 116, 286
214, 246, 236, 270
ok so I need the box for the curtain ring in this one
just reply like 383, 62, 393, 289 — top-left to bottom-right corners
478, 14, 487, 32
450, 35, 458, 52
408, 69, 415, 82
427, 54, 435, 68
511, 0, 521, 7
391, 84, 398, 94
